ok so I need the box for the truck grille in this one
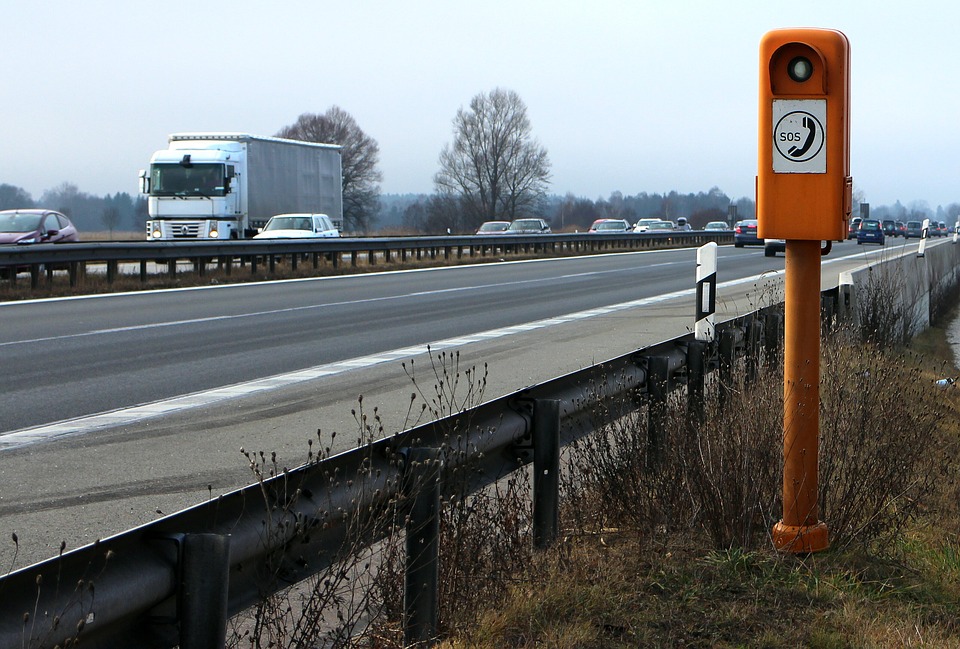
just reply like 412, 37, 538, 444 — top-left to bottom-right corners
168, 223, 203, 238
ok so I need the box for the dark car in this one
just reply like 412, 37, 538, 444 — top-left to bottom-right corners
904, 221, 924, 239
505, 218, 551, 234
895, 221, 907, 237
856, 219, 884, 245
475, 221, 510, 235
734, 219, 761, 247
588, 218, 632, 233
0, 209, 79, 245
704, 221, 730, 231
881, 219, 897, 237
764, 238, 786, 257
847, 217, 862, 239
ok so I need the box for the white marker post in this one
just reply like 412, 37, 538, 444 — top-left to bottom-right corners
919, 217, 930, 258
695, 242, 718, 342
953, 222, 958, 245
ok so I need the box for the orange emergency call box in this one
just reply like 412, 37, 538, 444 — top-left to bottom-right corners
757, 28, 851, 242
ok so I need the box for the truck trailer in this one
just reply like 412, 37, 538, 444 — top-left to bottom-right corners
141, 133, 343, 240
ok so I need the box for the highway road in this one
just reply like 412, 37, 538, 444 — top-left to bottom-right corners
1, 244, 786, 435
0, 238, 932, 567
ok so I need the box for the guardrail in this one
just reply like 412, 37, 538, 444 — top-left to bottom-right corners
0, 231, 732, 289
0, 285, 844, 649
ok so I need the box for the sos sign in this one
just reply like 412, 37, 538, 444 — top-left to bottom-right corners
757, 29, 851, 242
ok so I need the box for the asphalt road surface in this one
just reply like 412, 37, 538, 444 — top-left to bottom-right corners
0, 239, 926, 567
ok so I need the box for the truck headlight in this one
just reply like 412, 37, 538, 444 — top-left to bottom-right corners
151, 228, 162, 239
209, 228, 219, 239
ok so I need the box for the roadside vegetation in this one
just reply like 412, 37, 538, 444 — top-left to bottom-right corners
435, 324, 960, 648
222, 282, 960, 647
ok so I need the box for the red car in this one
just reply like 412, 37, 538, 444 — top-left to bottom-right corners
0, 209, 79, 245
0, 209, 80, 275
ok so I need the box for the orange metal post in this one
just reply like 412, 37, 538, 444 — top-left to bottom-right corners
772, 239, 828, 552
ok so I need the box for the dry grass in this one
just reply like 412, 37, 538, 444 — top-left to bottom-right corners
430, 322, 960, 648
215, 310, 960, 647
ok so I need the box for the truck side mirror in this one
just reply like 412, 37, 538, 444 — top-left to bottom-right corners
138, 169, 150, 194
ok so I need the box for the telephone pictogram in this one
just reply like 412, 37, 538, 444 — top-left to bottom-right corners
789, 116, 816, 157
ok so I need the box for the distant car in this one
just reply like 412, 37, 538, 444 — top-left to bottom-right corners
505, 218, 551, 234
475, 221, 510, 235
938, 221, 949, 237
764, 239, 786, 257
856, 219, 884, 245
881, 219, 897, 237
675, 217, 692, 231
734, 219, 761, 247
904, 221, 924, 239
638, 220, 675, 233
253, 213, 340, 238
588, 218, 632, 233
847, 217, 862, 239
633, 218, 663, 232
704, 221, 730, 231
0, 209, 79, 245
0, 209, 80, 276
895, 221, 907, 237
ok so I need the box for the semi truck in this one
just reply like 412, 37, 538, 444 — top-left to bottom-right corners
140, 133, 343, 240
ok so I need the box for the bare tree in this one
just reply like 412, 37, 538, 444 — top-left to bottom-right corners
101, 205, 121, 236
277, 107, 382, 232
435, 88, 551, 227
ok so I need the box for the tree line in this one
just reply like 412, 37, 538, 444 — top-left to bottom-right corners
3, 87, 956, 236
0, 182, 146, 235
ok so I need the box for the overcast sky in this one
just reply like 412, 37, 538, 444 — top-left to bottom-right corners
3, 1, 959, 211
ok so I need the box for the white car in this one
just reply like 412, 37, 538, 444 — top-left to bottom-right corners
253, 213, 341, 238
633, 218, 663, 233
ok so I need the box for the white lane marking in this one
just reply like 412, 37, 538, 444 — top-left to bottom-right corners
0, 244, 889, 451
0, 270, 764, 450
0, 265, 685, 348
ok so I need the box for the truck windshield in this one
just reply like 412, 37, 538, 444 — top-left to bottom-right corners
150, 163, 226, 197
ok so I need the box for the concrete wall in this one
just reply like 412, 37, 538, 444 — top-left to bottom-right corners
839, 240, 960, 338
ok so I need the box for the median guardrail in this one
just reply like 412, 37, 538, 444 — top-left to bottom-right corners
0, 231, 732, 289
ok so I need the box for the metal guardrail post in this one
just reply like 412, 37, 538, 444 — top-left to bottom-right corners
179, 533, 230, 649
718, 327, 737, 409
820, 292, 836, 335
686, 341, 707, 424
646, 356, 670, 468
745, 316, 763, 384
403, 447, 442, 647
764, 311, 783, 367
533, 399, 560, 550
167, 259, 177, 279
